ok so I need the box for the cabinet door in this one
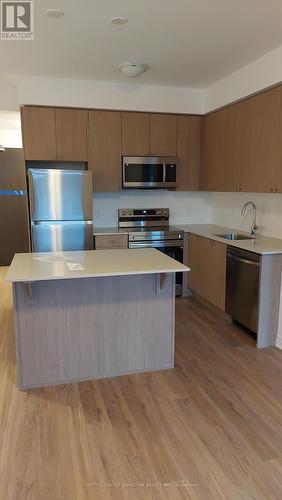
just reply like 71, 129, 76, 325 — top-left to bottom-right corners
208, 240, 226, 311
200, 107, 234, 192
188, 233, 204, 295
177, 115, 201, 190
122, 112, 150, 156
232, 87, 281, 193
21, 106, 57, 160
55, 108, 88, 161
188, 234, 226, 311
88, 111, 122, 192
149, 114, 177, 156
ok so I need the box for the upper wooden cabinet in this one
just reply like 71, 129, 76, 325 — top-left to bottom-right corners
88, 110, 122, 192
21, 106, 57, 161
122, 112, 150, 156
200, 106, 234, 192
55, 108, 88, 161
188, 233, 226, 311
200, 85, 282, 193
21, 106, 88, 161
177, 115, 202, 191
149, 114, 177, 156
232, 87, 281, 193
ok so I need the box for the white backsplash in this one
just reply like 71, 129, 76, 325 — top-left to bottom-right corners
93, 191, 213, 227
211, 192, 282, 238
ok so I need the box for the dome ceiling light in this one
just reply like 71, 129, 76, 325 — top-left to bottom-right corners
119, 63, 147, 78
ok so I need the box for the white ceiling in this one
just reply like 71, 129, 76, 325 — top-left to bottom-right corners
1, 0, 282, 88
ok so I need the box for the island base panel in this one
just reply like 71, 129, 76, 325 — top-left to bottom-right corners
12, 273, 175, 388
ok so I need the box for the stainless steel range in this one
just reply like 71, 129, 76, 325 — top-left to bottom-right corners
118, 208, 184, 296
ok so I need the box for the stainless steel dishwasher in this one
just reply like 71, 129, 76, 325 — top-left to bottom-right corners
226, 247, 260, 333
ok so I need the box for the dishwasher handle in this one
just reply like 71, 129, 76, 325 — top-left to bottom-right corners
227, 253, 260, 266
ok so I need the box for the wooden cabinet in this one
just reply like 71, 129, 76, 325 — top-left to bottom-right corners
149, 113, 177, 156
177, 115, 202, 190
55, 108, 88, 161
94, 234, 128, 250
200, 86, 282, 194
188, 233, 226, 311
88, 111, 122, 192
21, 106, 88, 161
200, 106, 234, 192
232, 87, 281, 193
122, 112, 150, 156
21, 106, 57, 160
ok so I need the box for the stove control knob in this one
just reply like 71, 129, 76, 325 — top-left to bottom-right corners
120, 210, 127, 216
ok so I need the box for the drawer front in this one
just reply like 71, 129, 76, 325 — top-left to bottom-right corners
95, 234, 128, 249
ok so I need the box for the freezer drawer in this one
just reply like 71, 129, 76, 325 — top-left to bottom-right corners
28, 169, 93, 221
31, 221, 94, 252
225, 247, 260, 333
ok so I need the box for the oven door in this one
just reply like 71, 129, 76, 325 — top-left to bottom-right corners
122, 157, 176, 189
128, 240, 183, 296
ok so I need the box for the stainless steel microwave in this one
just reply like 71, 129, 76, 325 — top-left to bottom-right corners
122, 156, 177, 189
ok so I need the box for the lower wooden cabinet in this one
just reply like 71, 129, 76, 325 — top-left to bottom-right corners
94, 234, 128, 250
187, 233, 226, 311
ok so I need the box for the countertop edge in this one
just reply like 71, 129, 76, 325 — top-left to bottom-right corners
5, 266, 190, 284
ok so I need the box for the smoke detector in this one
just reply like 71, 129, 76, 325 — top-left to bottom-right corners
46, 9, 64, 18
110, 16, 128, 25
119, 63, 147, 78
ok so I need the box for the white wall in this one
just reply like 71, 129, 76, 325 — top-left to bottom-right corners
0, 111, 22, 147
93, 191, 212, 227
211, 192, 282, 238
16, 76, 205, 114
205, 45, 282, 112
0, 80, 18, 111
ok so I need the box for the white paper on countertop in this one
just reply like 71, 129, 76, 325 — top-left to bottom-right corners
32, 256, 69, 263
66, 262, 85, 271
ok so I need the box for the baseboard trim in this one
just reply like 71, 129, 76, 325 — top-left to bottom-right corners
276, 335, 282, 349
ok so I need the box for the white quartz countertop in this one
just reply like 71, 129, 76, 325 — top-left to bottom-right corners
175, 224, 282, 255
5, 249, 189, 283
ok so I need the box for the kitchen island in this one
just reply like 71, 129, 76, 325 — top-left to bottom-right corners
5, 249, 188, 389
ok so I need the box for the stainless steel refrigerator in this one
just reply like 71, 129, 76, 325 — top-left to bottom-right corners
28, 168, 93, 252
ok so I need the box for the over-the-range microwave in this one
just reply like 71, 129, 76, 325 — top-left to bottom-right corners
122, 156, 177, 189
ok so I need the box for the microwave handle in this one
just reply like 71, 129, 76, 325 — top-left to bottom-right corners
163, 163, 166, 183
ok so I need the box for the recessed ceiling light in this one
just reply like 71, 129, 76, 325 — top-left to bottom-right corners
46, 9, 64, 18
110, 16, 128, 25
119, 63, 147, 78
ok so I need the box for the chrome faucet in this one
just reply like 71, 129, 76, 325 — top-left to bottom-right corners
240, 201, 259, 238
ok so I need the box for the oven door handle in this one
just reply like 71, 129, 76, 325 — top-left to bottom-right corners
129, 241, 183, 248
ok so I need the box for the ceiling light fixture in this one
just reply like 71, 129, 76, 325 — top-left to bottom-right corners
46, 9, 64, 18
119, 63, 147, 78
110, 16, 128, 25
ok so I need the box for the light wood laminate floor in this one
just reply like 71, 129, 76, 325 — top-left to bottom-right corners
0, 267, 282, 499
